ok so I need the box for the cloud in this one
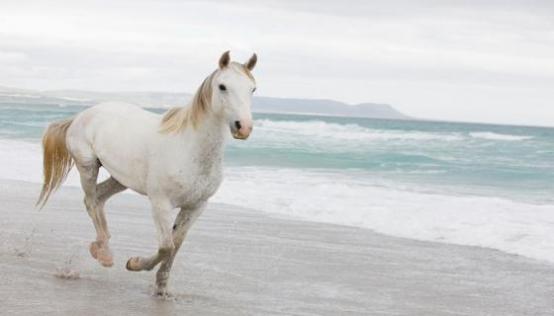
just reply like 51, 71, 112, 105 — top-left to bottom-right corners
0, 0, 553, 125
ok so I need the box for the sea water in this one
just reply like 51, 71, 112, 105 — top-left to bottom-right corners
1, 102, 553, 262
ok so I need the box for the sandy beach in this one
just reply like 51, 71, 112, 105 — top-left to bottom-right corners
0, 179, 553, 315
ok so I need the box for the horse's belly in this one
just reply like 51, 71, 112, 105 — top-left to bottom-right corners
101, 162, 148, 195
94, 135, 151, 194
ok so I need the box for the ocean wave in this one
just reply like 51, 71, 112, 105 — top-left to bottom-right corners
255, 119, 464, 142
256, 119, 537, 144
469, 132, 533, 141
0, 121, 47, 128
215, 167, 554, 263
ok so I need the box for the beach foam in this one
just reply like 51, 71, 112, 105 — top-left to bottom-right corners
2, 139, 553, 263
215, 167, 554, 263
469, 132, 533, 141
256, 119, 464, 142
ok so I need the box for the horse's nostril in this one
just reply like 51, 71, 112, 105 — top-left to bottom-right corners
234, 121, 242, 130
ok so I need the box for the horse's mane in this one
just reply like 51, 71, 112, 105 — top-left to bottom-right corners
159, 71, 216, 133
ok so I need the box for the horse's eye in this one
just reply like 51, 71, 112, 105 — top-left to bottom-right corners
218, 84, 227, 91
252, 87, 256, 93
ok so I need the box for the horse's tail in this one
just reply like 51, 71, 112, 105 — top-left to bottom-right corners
36, 118, 75, 208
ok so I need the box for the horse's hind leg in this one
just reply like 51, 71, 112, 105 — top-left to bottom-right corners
88, 177, 126, 267
97, 177, 126, 205
88, 176, 126, 260
76, 161, 114, 267
95, 176, 126, 230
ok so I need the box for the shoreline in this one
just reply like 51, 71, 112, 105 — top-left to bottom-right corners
1, 179, 553, 315
2, 177, 554, 264
1, 156, 553, 264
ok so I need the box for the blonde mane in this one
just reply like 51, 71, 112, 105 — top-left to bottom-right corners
159, 71, 216, 133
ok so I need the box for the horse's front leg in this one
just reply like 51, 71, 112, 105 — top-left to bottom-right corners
155, 202, 206, 295
126, 198, 175, 272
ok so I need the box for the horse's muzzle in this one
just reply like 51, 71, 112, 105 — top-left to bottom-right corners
231, 120, 252, 140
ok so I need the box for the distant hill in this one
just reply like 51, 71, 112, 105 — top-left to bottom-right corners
0, 85, 411, 120
253, 96, 411, 119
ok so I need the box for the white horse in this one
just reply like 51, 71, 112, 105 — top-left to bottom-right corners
37, 51, 257, 295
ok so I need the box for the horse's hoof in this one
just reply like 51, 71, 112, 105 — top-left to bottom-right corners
154, 288, 172, 299
90, 241, 113, 267
98, 253, 114, 267
126, 257, 142, 271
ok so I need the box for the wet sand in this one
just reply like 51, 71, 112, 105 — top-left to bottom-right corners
1, 179, 553, 315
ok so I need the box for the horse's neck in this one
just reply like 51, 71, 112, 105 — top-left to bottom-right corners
187, 113, 227, 166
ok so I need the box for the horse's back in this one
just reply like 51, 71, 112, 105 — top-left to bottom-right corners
77, 102, 158, 127
69, 102, 158, 146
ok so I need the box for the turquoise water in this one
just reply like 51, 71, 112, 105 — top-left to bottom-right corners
1, 102, 553, 203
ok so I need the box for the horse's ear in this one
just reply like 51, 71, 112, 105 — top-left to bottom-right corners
219, 51, 230, 69
244, 53, 257, 71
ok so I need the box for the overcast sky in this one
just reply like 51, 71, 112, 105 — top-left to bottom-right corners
1, 0, 553, 126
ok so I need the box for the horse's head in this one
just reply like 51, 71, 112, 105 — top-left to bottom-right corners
212, 51, 257, 140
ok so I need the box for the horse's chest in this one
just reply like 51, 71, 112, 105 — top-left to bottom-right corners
166, 166, 223, 207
